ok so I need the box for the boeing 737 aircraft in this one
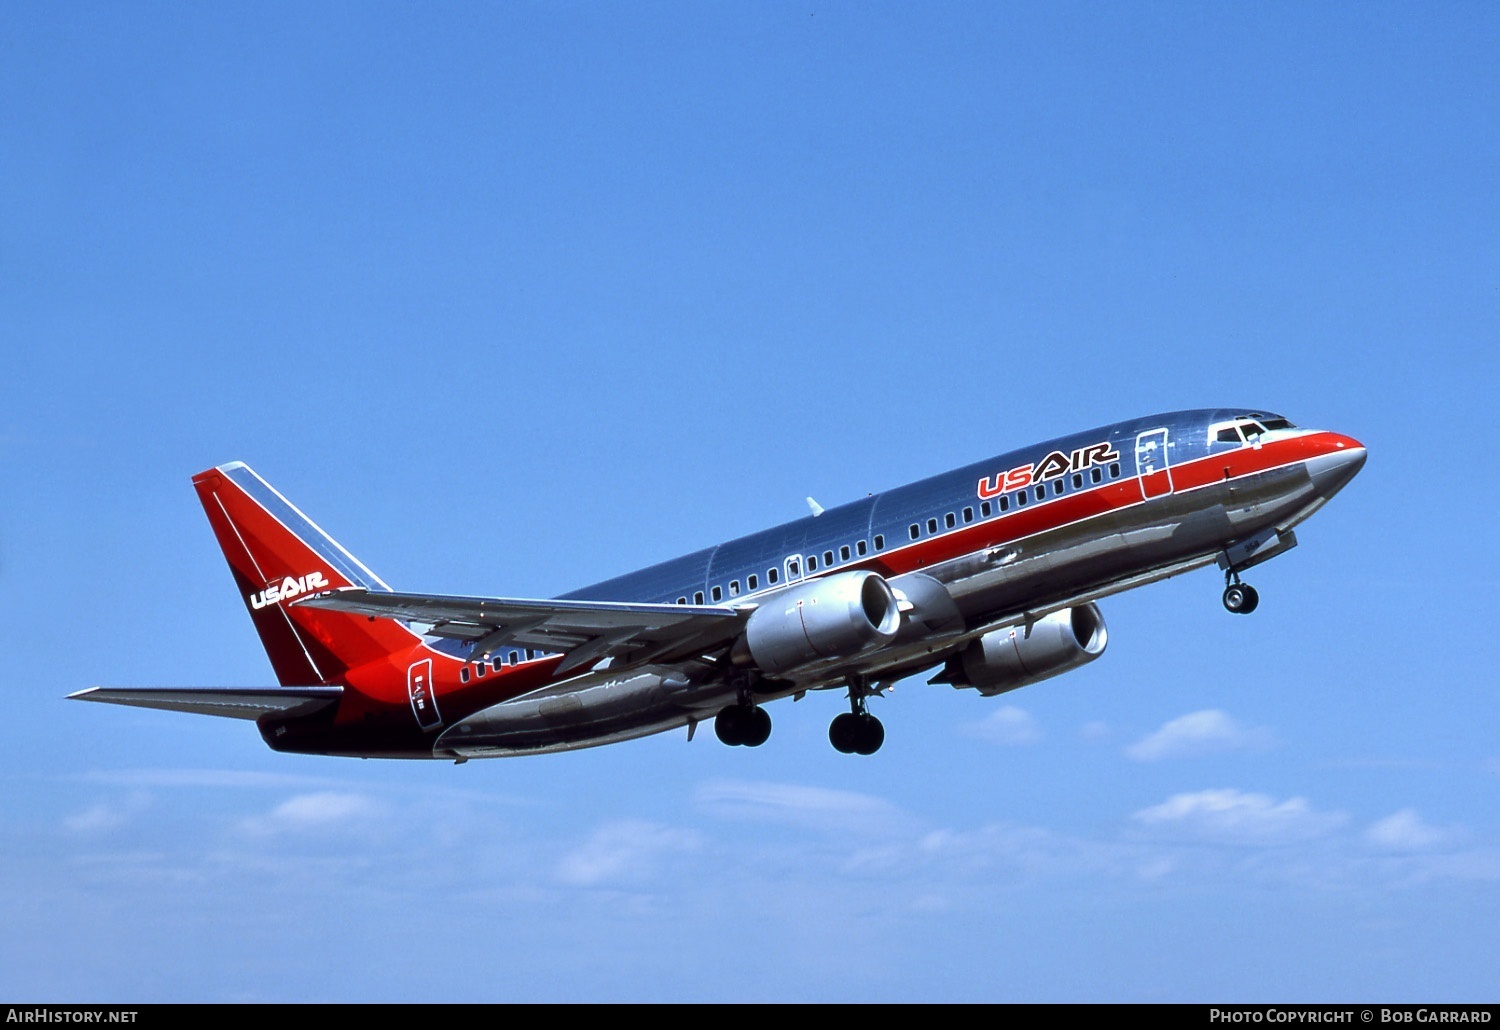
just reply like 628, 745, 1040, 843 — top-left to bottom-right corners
73, 409, 1365, 759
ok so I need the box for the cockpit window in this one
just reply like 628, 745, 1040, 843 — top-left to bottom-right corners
1213, 415, 1297, 448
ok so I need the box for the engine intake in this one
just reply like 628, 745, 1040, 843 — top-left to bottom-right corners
737, 571, 901, 677
939, 604, 1108, 696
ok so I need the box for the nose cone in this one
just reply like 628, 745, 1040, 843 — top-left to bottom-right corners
1309, 433, 1367, 500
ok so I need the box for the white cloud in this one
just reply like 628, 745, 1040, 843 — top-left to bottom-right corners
75, 768, 341, 790
1124, 709, 1272, 761
238, 791, 385, 837
1365, 809, 1449, 852
962, 705, 1041, 745
555, 820, 702, 887
1080, 720, 1113, 742
1132, 788, 1346, 845
63, 792, 151, 833
694, 779, 907, 834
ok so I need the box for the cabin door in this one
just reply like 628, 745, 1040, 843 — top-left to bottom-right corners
1135, 428, 1174, 500
407, 658, 443, 732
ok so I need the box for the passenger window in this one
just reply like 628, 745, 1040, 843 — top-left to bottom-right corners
748, 574, 758, 590
823, 550, 834, 566
856, 540, 867, 556
769, 567, 780, 584
999, 496, 1009, 512
476, 662, 487, 677
711, 586, 722, 601
694, 591, 704, 604
1017, 491, 1028, 507
874, 534, 885, 550
963, 507, 973, 523
460, 666, 470, 683
945, 513, 956, 529
492, 657, 503, 671
1052, 480, 1063, 496
788, 559, 799, 577
1091, 467, 1102, 484
509, 650, 520, 665
1034, 485, 1045, 502
981, 501, 992, 517
807, 555, 818, 572
1109, 462, 1121, 478
927, 518, 938, 534
1072, 473, 1083, 489
729, 580, 739, 597
910, 524, 920, 540
840, 545, 850, 561
676, 596, 687, 605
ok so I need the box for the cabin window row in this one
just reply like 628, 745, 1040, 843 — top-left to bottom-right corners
672, 534, 889, 606
460, 648, 553, 682
908, 462, 1123, 541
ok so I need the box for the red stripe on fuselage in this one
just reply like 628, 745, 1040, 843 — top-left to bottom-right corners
857, 430, 1354, 581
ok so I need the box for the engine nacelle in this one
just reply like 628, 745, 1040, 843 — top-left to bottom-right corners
942, 604, 1108, 696
736, 570, 902, 677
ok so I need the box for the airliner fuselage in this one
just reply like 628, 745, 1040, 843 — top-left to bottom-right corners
75, 408, 1366, 760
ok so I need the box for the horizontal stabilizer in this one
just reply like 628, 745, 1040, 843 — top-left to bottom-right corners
68, 686, 343, 721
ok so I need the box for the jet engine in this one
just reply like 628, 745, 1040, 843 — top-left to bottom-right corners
735, 570, 902, 677
936, 603, 1108, 696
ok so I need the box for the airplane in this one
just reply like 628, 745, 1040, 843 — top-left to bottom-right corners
72, 408, 1365, 760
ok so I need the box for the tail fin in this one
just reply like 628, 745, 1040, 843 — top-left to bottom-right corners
192, 462, 419, 686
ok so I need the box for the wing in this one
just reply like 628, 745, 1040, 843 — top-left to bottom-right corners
295, 587, 749, 675
68, 686, 343, 721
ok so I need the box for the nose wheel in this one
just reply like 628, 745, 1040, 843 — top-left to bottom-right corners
1222, 572, 1260, 614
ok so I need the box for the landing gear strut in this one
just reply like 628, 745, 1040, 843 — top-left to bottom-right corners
715, 701, 771, 747
829, 677, 884, 755
1221, 570, 1260, 615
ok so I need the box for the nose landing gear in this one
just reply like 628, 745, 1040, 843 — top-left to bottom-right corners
1217, 528, 1294, 614
1222, 571, 1260, 614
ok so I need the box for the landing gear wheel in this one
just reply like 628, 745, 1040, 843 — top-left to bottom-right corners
829, 712, 861, 754
852, 713, 885, 755
716, 704, 771, 747
714, 705, 744, 746
1222, 582, 1259, 614
829, 712, 884, 755
830, 675, 886, 755
743, 706, 772, 747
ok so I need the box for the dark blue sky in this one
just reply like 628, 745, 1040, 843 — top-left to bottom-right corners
3, 2, 1497, 1001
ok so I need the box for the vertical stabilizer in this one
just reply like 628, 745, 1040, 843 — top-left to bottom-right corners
192, 463, 418, 686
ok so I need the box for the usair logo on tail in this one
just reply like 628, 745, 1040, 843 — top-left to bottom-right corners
249, 571, 329, 610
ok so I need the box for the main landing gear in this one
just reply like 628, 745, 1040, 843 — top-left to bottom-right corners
829, 677, 884, 755
715, 702, 771, 747
1221, 571, 1260, 615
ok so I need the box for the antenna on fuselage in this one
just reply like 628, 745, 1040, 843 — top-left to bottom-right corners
806, 497, 824, 517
